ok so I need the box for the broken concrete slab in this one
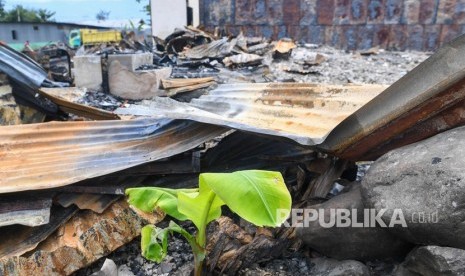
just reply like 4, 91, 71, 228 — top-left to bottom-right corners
107, 53, 153, 72
108, 60, 172, 100
73, 55, 102, 91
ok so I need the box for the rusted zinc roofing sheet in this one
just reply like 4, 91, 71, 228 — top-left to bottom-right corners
321, 34, 465, 160
116, 83, 387, 145
39, 88, 120, 120
0, 119, 226, 193
118, 34, 465, 161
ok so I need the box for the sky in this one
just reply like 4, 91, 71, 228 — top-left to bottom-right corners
4, 0, 148, 24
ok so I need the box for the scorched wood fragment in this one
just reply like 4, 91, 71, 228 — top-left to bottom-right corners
0, 199, 164, 276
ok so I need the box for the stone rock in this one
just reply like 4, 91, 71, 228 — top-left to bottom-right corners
90, 259, 117, 276
361, 126, 465, 248
296, 184, 412, 260
309, 258, 370, 276
108, 60, 172, 100
395, 246, 465, 276
117, 264, 135, 276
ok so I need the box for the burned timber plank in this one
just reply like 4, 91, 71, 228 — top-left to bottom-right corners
0, 199, 163, 276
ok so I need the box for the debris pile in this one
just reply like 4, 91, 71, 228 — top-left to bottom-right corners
2, 27, 465, 276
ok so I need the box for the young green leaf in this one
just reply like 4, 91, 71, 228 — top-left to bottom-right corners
140, 225, 169, 263
126, 187, 197, 220
201, 170, 291, 227
141, 222, 204, 264
177, 186, 224, 234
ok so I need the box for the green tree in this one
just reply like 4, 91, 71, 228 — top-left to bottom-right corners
37, 9, 55, 22
136, 0, 150, 23
95, 10, 110, 21
0, 0, 6, 19
0, 4, 55, 22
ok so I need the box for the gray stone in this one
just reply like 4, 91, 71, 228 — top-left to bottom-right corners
309, 258, 370, 276
159, 262, 173, 273
395, 246, 465, 276
117, 264, 135, 276
90, 259, 117, 276
0, 106, 20, 125
361, 126, 465, 248
296, 184, 412, 260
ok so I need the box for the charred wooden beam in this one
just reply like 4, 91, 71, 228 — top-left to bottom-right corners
0, 199, 164, 276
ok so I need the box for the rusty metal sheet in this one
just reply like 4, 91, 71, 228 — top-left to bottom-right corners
39, 88, 120, 120
116, 83, 386, 145
0, 194, 52, 227
0, 118, 227, 194
0, 43, 46, 91
54, 193, 120, 214
182, 37, 237, 59
322, 34, 465, 161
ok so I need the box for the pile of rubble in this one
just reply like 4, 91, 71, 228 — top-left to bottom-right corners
1, 28, 465, 276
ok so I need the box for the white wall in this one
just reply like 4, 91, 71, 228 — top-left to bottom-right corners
150, 0, 187, 39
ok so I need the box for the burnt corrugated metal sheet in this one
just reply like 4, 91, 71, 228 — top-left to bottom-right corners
0, 195, 52, 227
39, 88, 120, 120
117, 35, 465, 161
0, 118, 226, 193
55, 193, 120, 213
0, 43, 46, 90
116, 83, 386, 145
322, 34, 465, 160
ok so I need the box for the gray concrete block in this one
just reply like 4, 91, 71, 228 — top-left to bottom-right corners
107, 53, 153, 72
73, 55, 102, 91
108, 60, 172, 100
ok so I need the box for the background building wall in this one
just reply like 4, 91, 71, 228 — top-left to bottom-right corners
200, 0, 465, 51
0, 22, 109, 45
0, 23, 68, 44
151, 0, 187, 39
